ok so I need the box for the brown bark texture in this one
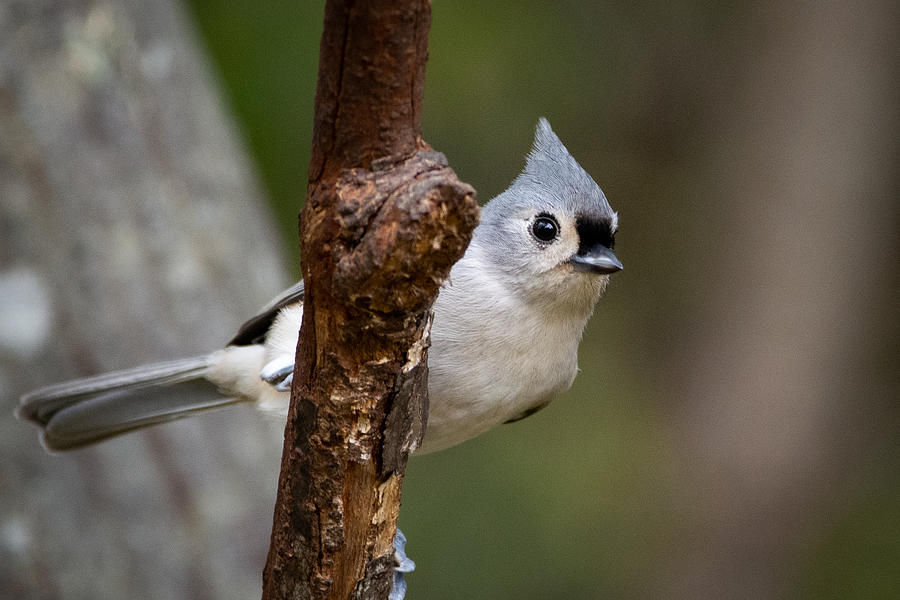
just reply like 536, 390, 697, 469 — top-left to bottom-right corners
261, 2, 479, 600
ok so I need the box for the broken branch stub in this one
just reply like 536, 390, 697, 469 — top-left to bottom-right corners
263, 144, 477, 600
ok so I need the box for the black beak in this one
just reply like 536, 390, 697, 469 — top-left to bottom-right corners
569, 245, 623, 274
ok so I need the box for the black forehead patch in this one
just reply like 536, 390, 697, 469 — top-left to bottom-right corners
576, 216, 615, 251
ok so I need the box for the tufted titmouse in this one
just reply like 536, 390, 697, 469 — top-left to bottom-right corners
18, 118, 621, 455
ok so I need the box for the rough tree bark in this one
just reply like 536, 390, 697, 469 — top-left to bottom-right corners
261, 1, 478, 599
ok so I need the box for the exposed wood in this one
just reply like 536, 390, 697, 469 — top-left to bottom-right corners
261, 1, 478, 599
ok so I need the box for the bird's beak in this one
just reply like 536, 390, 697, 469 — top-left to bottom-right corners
569, 246, 623, 274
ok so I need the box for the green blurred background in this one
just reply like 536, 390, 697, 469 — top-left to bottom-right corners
184, 1, 899, 598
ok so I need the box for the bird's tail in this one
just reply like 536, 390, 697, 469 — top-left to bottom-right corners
17, 356, 242, 451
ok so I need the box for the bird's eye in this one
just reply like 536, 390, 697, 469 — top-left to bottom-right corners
531, 215, 559, 243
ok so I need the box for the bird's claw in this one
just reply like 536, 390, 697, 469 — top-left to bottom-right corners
390, 529, 415, 600
260, 356, 294, 391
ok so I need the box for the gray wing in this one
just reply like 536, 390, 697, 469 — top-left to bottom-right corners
503, 400, 551, 424
228, 280, 305, 346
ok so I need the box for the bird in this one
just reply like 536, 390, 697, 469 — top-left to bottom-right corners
17, 118, 622, 457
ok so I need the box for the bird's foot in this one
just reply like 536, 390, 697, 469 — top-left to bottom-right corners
390, 529, 415, 600
260, 356, 294, 391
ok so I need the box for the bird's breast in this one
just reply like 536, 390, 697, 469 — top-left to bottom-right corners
420, 295, 586, 454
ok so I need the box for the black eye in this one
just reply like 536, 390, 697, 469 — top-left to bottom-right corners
531, 215, 559, 242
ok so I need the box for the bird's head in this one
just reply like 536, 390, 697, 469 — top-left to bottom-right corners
474, 118, 621, 314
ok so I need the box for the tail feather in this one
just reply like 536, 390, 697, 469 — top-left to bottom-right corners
17, 356, 243, 451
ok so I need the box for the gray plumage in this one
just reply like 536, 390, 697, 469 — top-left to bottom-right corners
18, 118, 621, 454
18, 357, 237, 450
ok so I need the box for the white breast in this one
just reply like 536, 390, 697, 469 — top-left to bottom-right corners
419, 261, 592, 454
218, 259, 597, 456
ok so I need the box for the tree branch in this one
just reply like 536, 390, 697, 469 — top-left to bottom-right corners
261, 1, 478, 599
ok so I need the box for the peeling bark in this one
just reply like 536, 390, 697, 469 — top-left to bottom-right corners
261, 1, 479, 599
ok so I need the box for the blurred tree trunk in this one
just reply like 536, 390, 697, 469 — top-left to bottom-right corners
262, 1, 477, 598
1, 0, 288, 598
660, 2, 899, 597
